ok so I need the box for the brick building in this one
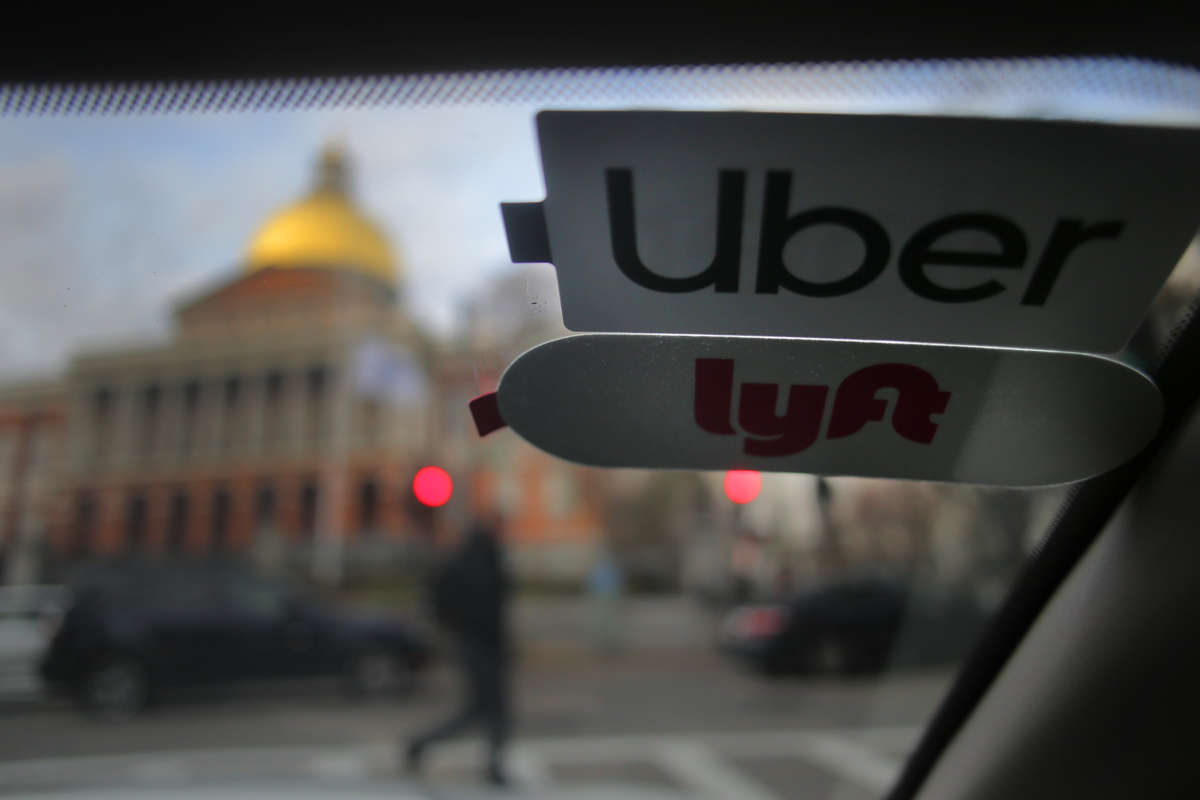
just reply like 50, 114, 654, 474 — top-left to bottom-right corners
0, 379, 65, 583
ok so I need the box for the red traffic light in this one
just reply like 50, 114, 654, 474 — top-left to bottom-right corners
723, 470, 762, 504
413, 466, 453, 507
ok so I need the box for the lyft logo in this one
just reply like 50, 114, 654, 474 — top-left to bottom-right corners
694, 359, 951, 456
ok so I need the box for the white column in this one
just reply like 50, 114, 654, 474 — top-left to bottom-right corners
286, 368, 307, 457
199, 375, 222, 463
65, 386, 91, 477
313, 359, 350, 587
212, 379, 230, 458
261, 371, 287, 456
110, 382, 136, 472
159, 379, 183, 469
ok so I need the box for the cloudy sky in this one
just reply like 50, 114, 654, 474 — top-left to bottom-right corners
0, 59, 1196, 379
0, 105, 544, 377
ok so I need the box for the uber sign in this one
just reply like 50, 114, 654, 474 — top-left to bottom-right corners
480, 335, 1160, 487
503, 111, 1200, 351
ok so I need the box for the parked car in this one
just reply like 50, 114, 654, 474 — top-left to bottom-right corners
720, 576, 987, 676
40, 559, 431, 717
0, 585, 65, 699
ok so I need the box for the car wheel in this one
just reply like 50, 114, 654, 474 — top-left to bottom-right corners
346, 649, 414, 699
81, 657, 148, 720
806, 637, 851, 676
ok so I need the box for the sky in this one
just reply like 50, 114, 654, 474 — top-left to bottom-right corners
0, 105, 544, 377
0, 59, 1197, 380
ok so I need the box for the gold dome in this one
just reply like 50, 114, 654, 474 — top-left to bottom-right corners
245, 145, 399, 285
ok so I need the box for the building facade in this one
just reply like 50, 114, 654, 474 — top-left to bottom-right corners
0, 145, 606, 584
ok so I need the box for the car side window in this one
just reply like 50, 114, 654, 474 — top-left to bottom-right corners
148, 570, 220, 616
222, 573, 289, 622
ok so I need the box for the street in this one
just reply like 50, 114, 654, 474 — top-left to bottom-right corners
0, 598, 955, 799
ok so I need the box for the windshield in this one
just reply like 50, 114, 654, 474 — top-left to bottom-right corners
0, 60, 1196, 799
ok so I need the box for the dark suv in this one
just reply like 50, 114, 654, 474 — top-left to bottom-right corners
720, 577, 988, 676
41, 558, 431, 717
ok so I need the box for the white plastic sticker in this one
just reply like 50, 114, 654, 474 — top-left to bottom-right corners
503, 111, 1200, 352
482, 334, 1161, 487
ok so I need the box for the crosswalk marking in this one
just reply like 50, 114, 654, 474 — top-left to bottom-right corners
656, 741, 781, 800
0, 726, 920, 795
308, 751, 370, 781
791, 734, 902, 794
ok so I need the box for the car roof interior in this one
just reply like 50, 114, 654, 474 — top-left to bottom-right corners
5, 7, 1198, 799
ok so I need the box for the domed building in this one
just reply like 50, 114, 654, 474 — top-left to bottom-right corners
0, 144, 611, 588
245, 145, 398, 288
37, 146, 439, 581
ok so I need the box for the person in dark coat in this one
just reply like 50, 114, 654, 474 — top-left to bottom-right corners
405, 515, 511, 786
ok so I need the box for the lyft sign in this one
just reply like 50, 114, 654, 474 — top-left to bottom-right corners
476, 334, 1161, 487
693, 359, 950, 457
503, 111, 1200, 351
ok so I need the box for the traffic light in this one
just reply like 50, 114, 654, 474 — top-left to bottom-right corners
412, 465, 453, 507
403, 465, 453, 538
723, 470, 762, 504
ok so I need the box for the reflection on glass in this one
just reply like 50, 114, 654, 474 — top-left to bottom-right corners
0, 60, 1194, 797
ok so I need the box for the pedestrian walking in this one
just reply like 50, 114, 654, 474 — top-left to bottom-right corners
405, 514, 511, 786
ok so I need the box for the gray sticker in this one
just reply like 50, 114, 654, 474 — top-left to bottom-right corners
494, 334, 1161, 487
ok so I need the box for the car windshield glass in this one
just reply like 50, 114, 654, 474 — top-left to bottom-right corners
0, 60, 1196, 799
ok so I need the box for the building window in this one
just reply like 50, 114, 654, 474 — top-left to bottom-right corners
211, 487, 231, 551
70, 494, 96, 557
299, 481, 319, 540
181, 380, 201, 457
91, 386, 113, 464
255, 483, 276, 529
0, 430, 13, 477
222, 375, 241, 451
358, 478, 379, 534
125, 492, 148, 552
166, 491, 189, 555
306, 365, 327, 444
264, 371, 284, 447
139, 384, 161, 458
